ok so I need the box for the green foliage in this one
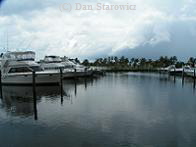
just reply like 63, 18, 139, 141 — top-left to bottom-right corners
187, 57, 196, 67
82, 59, 90, 66
80, 56, 196, 70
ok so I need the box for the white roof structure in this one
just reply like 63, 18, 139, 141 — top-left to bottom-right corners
44, 56, 62, 63
2, 51, 35, 61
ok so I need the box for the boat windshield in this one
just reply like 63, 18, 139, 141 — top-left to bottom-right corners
9, 67, 32, 73
30, 66, 43, 72
9, 66, 43, 73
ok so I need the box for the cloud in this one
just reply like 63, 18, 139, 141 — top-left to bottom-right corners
0, 0, 196, 59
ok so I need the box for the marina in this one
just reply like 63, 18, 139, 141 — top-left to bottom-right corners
0, 51, 103, 85
0, 0, 195, 146
0, 51, 195, 87
0, 73, 196, 146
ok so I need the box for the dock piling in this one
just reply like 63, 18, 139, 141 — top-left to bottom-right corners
174, 68, 176, 82
194, 69, 196, 89
0, 71, 2, 99
85, 78, 87, 90
32, 71, 38, 120
74, 79, 77, 96
182, 68, 184, 87
33, 71, 36, 97
60, 68, 63, 104
85, 68, 87, 76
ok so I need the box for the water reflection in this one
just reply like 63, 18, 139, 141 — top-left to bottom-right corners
0, 73, 196, 147
0, 78, 95, 120
1, 85, 60, 119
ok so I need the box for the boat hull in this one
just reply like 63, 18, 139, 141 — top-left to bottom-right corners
169, 71, 183, 76
2, 72, 60, 85
42, 70, 94, 79
184, 69, 196, 78
169, 68, 183, 76
63, 71, 93, 79
185, 71, 195, 77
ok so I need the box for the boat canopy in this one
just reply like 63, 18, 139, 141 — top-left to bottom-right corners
44, 56, 62, 63
2, 51, 35, 61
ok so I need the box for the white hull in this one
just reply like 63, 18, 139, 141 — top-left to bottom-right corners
43, 69, 93, 78
185, 69, 196, 77
186, 71, 194, 77
2, 72, 60, 85
169, 68, 183, 72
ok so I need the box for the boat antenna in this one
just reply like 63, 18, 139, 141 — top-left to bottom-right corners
6, 30, 9, 52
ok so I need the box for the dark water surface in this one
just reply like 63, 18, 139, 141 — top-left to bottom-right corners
0, 73, 196, 147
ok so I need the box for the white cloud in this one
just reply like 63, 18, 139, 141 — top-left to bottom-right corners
0, 0, 196, 59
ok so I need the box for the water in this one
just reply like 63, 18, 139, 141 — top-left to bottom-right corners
0, 72, 196, 147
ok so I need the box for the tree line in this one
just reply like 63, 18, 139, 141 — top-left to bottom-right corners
80, 56, 196, 69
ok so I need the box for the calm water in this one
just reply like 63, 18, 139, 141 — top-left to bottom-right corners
0, 73, 196, 147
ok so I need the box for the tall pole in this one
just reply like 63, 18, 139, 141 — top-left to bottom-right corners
60, 68, 63, 104
85, 78, 87, 90
32, 71, 37, 120
194, 68, 196, 89
182, 68, 184, 87
174, 67, 176, 83
6, 30, 9, 52
0, 71, 2, 99
74, 79, 77, 96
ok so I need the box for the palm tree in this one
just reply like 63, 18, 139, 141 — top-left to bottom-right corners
82, 59, 90, 66
188, 57, 196, 67
170, 56, 178, 65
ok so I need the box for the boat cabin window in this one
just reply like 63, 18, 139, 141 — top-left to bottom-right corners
8, 66, 43, 73
9, 67, 32, 73
30, 66, 43, 72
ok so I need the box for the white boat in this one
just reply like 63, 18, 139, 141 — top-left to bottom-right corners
40, 56, 77, 72
184, 66, 196, 77
166, 65, 186, 75
62, 58, 94, 76
169, 68, 184, 75
40, 55, 93, 78
1, 51, 60, 85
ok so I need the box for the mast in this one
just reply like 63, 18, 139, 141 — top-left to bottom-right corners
6, 30, 8, 52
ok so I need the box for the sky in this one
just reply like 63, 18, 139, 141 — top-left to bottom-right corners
0, 0, 196, 60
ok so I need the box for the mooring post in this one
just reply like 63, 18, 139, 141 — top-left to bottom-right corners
174, 67, 176, 83
32, 71, 38, 120
74, 68, 77, 79
85, 68, 87, 76
0, 71, 2, 99
85, 78, 87, 90
194, 68, 196, 89
74, 79, 77, 96
182, 68, 184, 87
60, 68, 63, 104
33, 71, 36, 97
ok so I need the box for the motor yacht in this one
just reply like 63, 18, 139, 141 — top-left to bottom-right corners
40, 55, 93, 78
184, 66, 196, 77
40, 56, 69, 71
1, 51, 60, 85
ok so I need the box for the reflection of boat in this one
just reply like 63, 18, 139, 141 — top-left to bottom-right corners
185, 68, 196, 77
1, 85, 61, 117
0, 77, 96, 118
2, 85, 61, 98
1, 51, 60, 85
